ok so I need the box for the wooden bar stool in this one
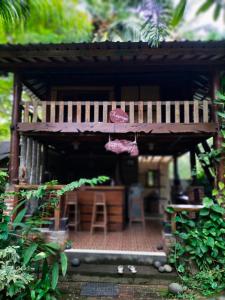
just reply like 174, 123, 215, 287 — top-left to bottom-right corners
90, 192, 108, 235
64, 192, 80, 231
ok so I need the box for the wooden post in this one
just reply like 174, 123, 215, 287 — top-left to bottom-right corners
26, 137, 32, 183
19, 135, 27, 183
190, 149, 197, 184
173, 156, 180, 187
9, 74, 22, 184
36, 142, 41, 184
30, 139, 37, 184
212, 70, 224, 184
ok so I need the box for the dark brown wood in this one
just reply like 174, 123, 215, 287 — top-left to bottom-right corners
17, 122, 218, 134
190, 149, 197, 184
9, 74, 22, 184
77, 186, 125, 232
173, 156, 180, 186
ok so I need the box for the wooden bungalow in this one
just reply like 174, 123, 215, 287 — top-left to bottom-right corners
1, 41, 224, 254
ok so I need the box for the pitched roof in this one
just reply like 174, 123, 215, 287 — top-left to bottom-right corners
0, 41, 224, 69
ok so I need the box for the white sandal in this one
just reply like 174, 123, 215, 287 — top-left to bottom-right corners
117, 265, 124, 274
128, 265, 137, 274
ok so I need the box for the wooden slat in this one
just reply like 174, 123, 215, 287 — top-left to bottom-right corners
165, 101, 171, 124
42, 102, 47, 122
103, 101, 108, 122
184, 101, 190, 124
129, 101, 134, 123
76, 101, 81, 123
85, 101, 90, 122
138, 101, 144, 123
120, 101, 125, 111
50, 102, 55, 122
194, 100, 199, 123
67, 101, 73, 123
59, 101, 64, 122
156, 101, 161, 123
111, 100, 116, 110
32, 101, 38, 123
94, 101, 99, 122
147, 101, 152, 123
203, 100, 208, 122
175, 102, 180, 123
24, 102, 30, 122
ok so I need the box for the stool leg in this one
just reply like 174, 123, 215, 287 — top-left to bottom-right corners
104, 204, 107, 236
74, 203, 77, 231
90, 204, 96, 235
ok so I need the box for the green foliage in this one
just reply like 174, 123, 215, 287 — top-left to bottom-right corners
168, 88, 225, 298
0, 246, 34, 299
0, 75, 13, 141
0, 173, 109, 299
172, 0, 225, 26
169, 192, 225, 297
171, 0, 186, 27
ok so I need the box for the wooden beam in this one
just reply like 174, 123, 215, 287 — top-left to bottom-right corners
17, 122, 218, 134
9, 74, 22, 184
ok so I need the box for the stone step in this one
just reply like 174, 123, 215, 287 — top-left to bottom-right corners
65, 249, 167, 265
61, 263, 177, 286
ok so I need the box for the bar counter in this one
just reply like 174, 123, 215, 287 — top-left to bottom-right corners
15, 184, 126, 232
77, 186, 125, 231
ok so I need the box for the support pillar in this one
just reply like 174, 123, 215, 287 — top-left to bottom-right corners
173, 156, 180, 187
9, 74, 22, 184
190, 149, 197, 184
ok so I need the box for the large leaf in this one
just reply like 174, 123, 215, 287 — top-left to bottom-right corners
10, 199, 26, 216
213, 3, 222, 20
197, 0, 214, 15
23, 243, 38, 265
171, 0, 187, 27
203, 197, 214, 208
52, 262, 59, 290
33, 251, 48, 261
212, 205, 225, 214
13, 207, 27, 225
206, 237, 214, 248
60, 252, 68, 277
45, 242, 61, 251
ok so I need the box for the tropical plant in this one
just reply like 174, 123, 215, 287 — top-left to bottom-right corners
172, 0, 225, 27
0, 173, 109, 299
168, 90, 225, 298
0, 0, 92, 44
140, 0, 173, 47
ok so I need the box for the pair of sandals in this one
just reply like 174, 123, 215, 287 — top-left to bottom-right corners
117, 265, 137, 274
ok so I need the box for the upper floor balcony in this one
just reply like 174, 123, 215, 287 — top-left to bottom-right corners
18, 99, 217, 134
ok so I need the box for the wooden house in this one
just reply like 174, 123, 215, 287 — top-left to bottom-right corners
1, 41, 224, 254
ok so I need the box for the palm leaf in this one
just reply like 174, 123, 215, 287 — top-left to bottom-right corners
171, 0, 187, 27
196, 0, 214, 15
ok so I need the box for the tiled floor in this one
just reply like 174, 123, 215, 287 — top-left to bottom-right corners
69, 220, 163, 252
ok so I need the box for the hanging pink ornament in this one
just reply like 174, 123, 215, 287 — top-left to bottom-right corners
109, 108, 129, 123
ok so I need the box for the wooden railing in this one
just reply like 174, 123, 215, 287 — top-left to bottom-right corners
21, 100, 213, 124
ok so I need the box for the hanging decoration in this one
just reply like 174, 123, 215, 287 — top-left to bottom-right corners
105, 134, 139, 157
109, 108, 129, 123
